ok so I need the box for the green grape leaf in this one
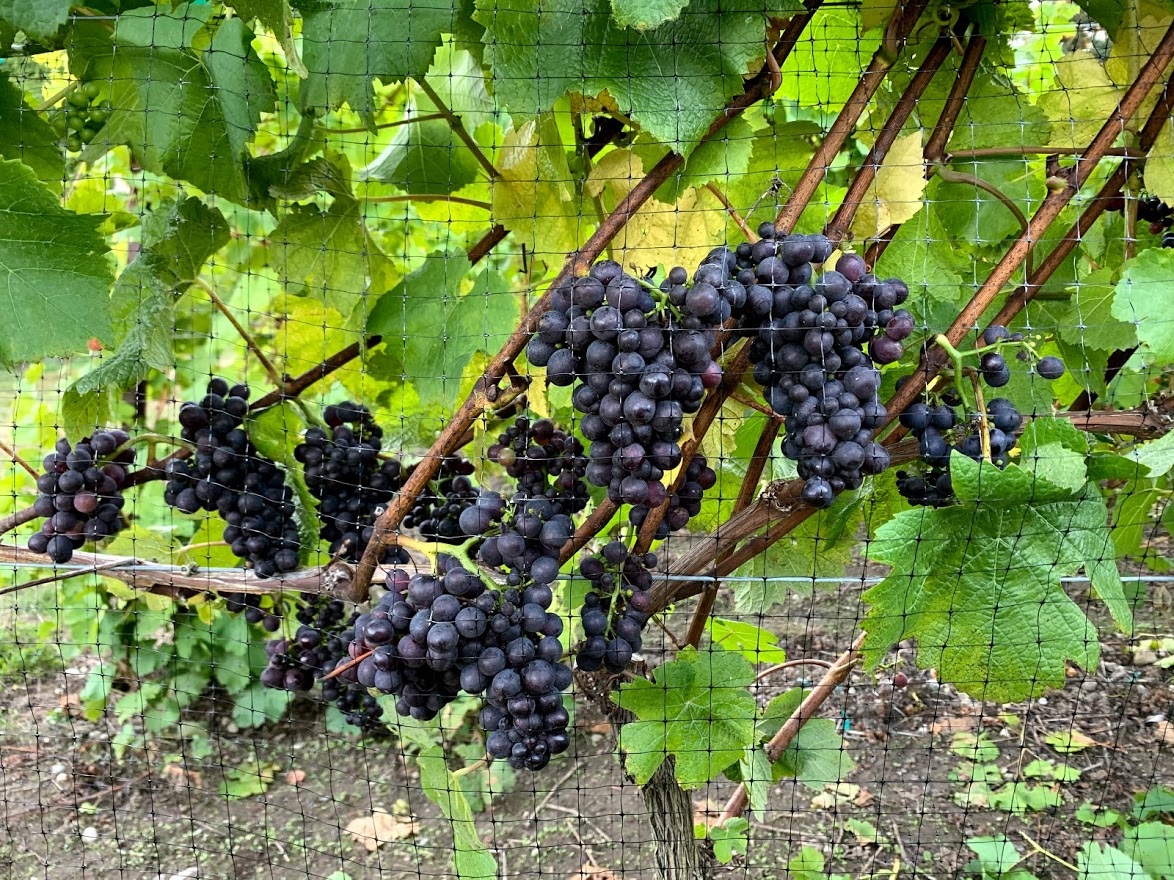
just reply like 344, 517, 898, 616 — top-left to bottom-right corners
0, 0, 71, 40
229, 0, 308, 77
779, 8, 880, 113
270, 191, 394, 321
929, 159, 1047, 245
1077, 844, 1148, 880
247, 403, 322, 561
476, 0, 793, 152
140, 197, 232, 289
1060, 267, 1137, 352
1122, 822, 1174, 880
641, 116, 758, 203
490, 114, 584, 258
417, 746, 499, 879
0, 71, 64, 186
1130, 431, 1174, 478
966, 835, 1024, 877
72, 7, 276, 206
863, 456, 1129, 701
709, 817, 750, 865
873, 201, 968, 306
1111, 248, 1174, 362
788, 846, 827, 880
1040, 52, 1121, 149
1133, 786, 1174, 821
942, 72, 1051, 152
757, 688, 856, 790
737, 747, 772, 820
0, 159, 114, 366
300, 0, 457, 124
731, 492, 865, 612
609, 0, 690, 30
368, 252, 521, 411
613, 646, 757, 787
705, 618, 787, 664
362, 95, 482, 195
231, 682, 293, 728
1015, 417, 1089, 495
62, 197, 229, 431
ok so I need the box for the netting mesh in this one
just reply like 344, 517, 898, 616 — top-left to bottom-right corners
0, 2, 1171, 879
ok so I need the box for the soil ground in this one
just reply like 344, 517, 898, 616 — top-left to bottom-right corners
1, 577, 1171, 880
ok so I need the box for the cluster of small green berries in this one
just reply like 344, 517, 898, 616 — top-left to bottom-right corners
49, 82, 109, 154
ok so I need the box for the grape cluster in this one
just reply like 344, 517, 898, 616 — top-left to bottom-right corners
163, 379, 300, 578
525, 260, 726, 534
402, 456, 479, 543
488, 417, 589, 513
296, 402, 405, 560
895, 331, 1066, 506
49, 82, 109, 154
348, 560, 571, 770
742, 229, 908, 507
28, 432, 135, 564
261, 593, 390, 734
630, 454, 716, 540
1138, 195, 1173, 237
261, 594, 351, 692
575, 542, 656, 674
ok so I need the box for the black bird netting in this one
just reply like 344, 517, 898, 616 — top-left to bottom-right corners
0, 2, 1171, 879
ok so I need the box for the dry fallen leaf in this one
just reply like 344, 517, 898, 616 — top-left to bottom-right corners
345, 810, 418, 852
161, 763, 203, 789
286, 769, 307, 785
930, 716, 979, 735
692, 797, 726, 831
1155, 720, 1174, 745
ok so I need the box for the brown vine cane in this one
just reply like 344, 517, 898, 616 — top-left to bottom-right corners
866, 33, 988, 265
878, 17, 1174, 433
654, 21, 1174, 612
629, 0, 937, 555
348, 5, 826, 601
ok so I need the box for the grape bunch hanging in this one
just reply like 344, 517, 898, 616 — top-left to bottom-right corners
163, 379, 301, 578
895, 325, 1067, 507
27, 431, 135, 564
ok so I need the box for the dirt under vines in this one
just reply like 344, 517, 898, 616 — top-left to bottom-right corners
1, 574, 1169, 880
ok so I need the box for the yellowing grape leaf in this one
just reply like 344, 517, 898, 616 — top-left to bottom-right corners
1145, 118, 1174, 207
850, 132, 926, 240
1039, 51, 1121, 149
586, 149, 726, 271
491, 116, 585, 260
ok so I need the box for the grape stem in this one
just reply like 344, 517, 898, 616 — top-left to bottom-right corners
932, 334, 971, 403
35, 81, 79, 113
321, 650, 371, 681
0, 438, 39, 479
969, 373, 992, 463
752, 658, 834, 683
112, 432, 199, 459
451, 758, 488, 779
